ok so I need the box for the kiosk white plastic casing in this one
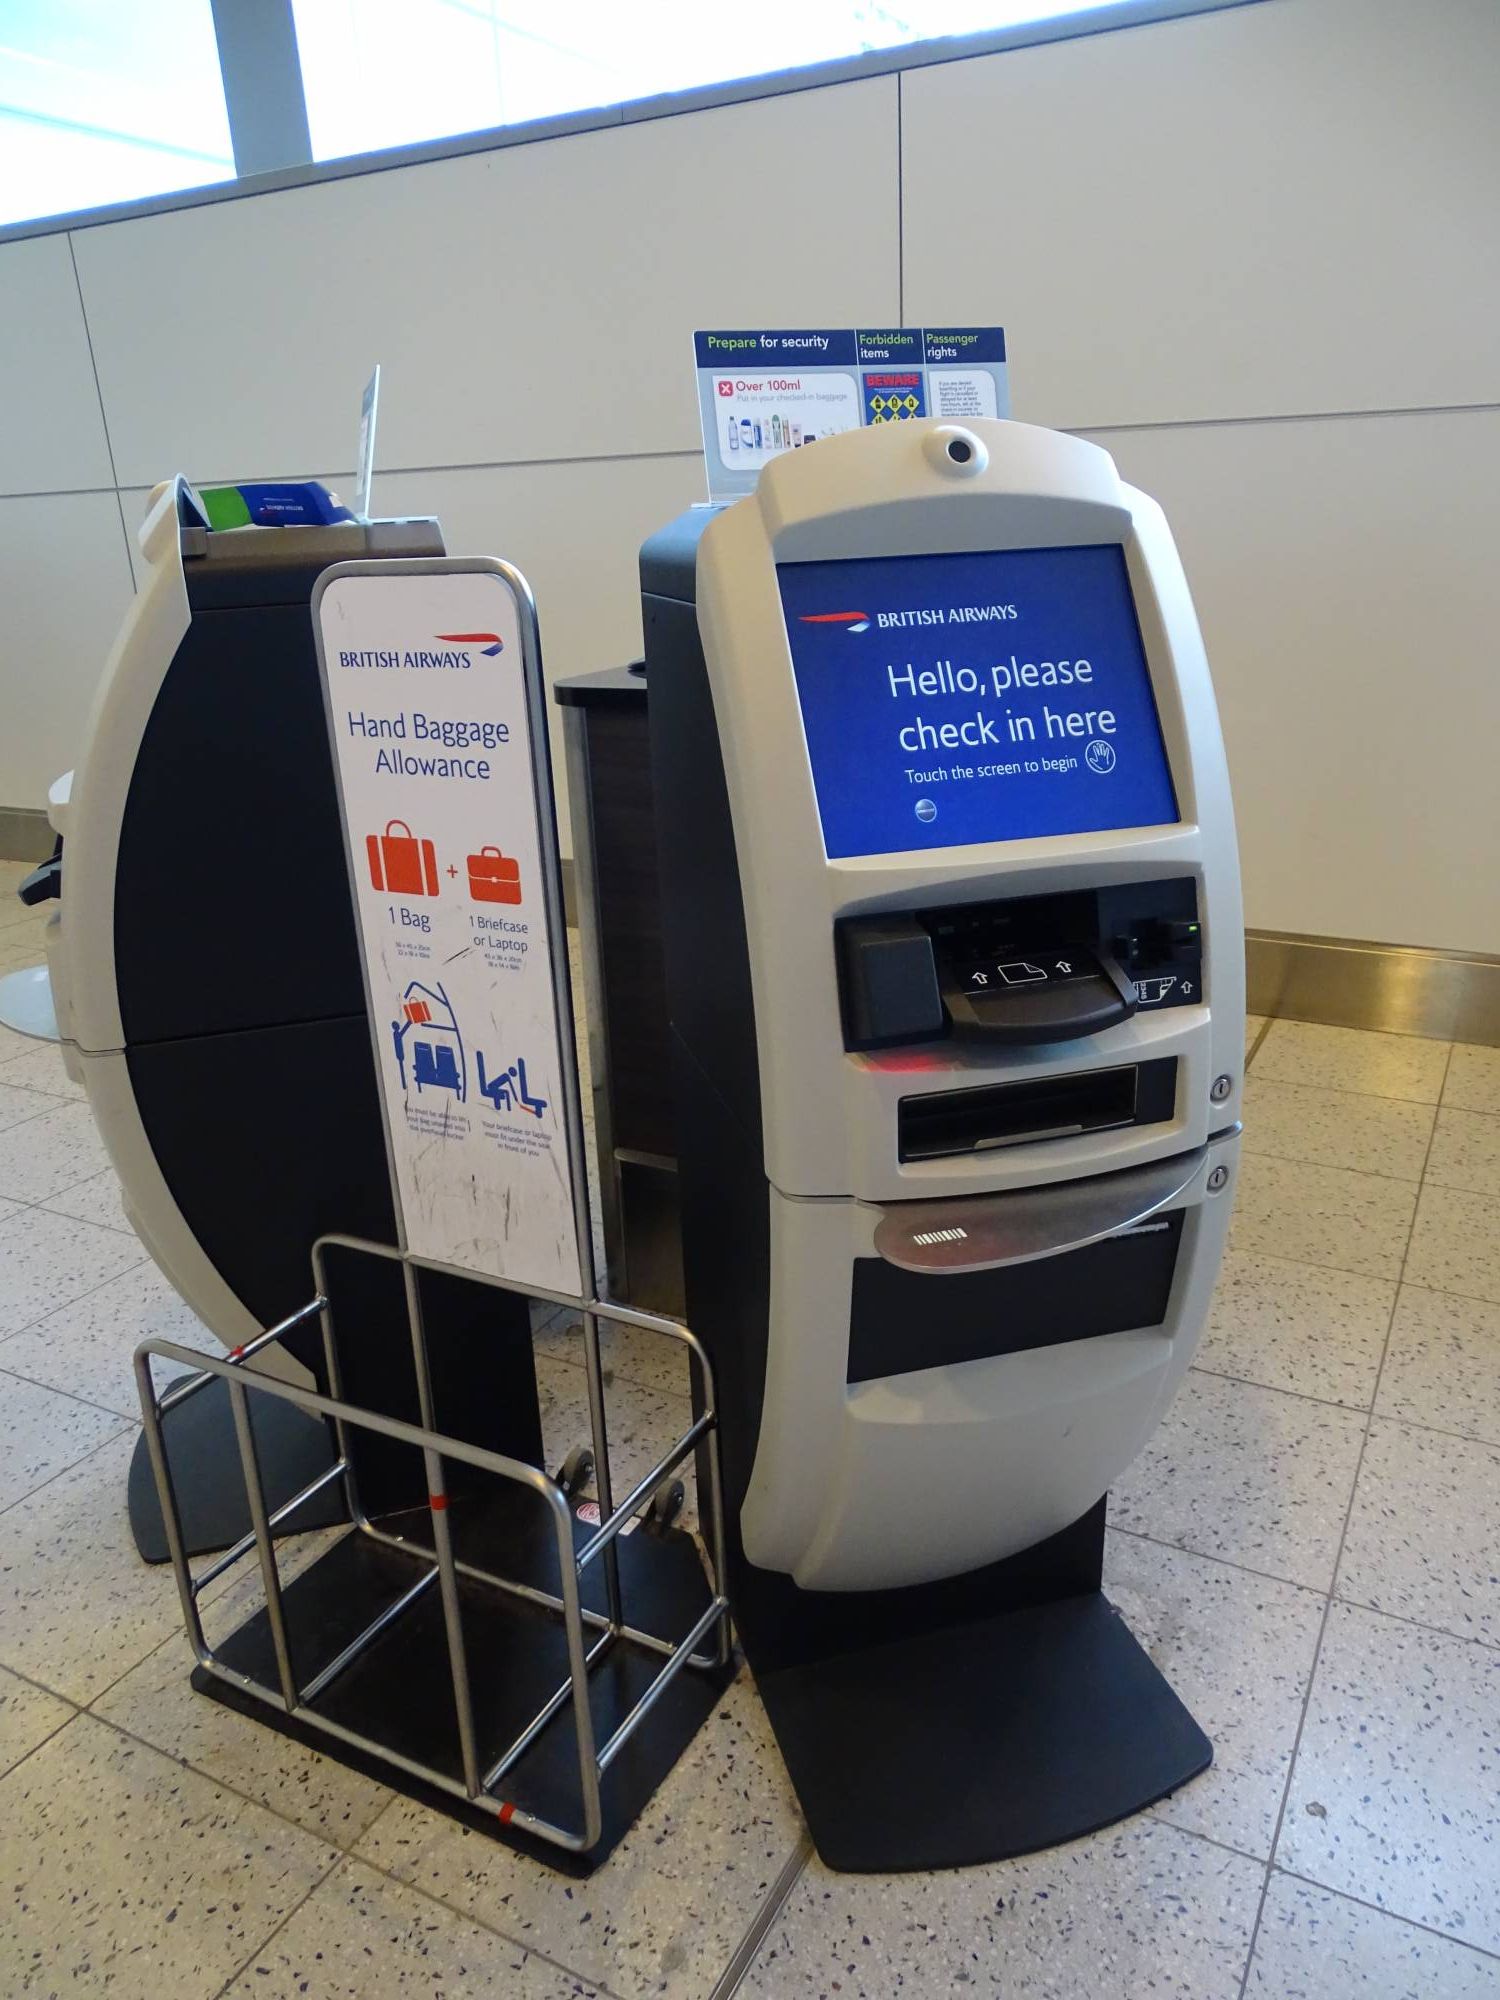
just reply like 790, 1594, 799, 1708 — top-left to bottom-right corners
651, 419, 1242, 1593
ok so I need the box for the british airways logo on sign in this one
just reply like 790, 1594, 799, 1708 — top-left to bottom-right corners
436, 631, 504, 657
338, 633, 505, 671
798, 611, 870, 635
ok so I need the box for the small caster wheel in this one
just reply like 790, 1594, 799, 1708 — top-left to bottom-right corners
644, 1478, 686, 1536
557, 1444, 595, 1498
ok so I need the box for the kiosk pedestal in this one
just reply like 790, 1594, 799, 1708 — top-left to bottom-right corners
126, 1379, 345, 1563
750, 1512, 1209, 1873
646, 419, 1243, 1868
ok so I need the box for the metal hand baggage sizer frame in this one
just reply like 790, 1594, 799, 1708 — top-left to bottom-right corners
136, 1231, 733, 1863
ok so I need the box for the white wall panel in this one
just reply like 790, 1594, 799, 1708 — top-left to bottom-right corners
119, 486, 152, 593
74, 76, 899, 489
0, 493, 134, 805
378, 452, 707, 851
0, 235, 115, 495
1084, 408, 1500, 954
903, 0, 1500, 430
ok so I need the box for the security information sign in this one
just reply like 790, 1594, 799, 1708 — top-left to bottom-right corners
695, 327, 1009, 502
314, 560, 584, 1297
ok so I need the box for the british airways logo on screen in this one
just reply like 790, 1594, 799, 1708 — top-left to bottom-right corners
874, 605, 1018, 627
436, 630, 504, 656
798, 611, 870, 635
797, 606, 1020, 639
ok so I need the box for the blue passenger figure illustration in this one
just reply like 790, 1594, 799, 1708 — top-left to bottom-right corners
475, 1049, 516, 1111
515, 1059, 547, 1117
391, 981, 466, 1100
476, 1050, 548, 1119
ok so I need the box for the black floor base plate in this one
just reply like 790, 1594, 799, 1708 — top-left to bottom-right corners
128, 1377, 348, 1563
200, 1496, 733, 1872
755, 1589, 1211, 1873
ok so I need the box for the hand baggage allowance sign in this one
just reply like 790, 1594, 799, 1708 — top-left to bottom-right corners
313, 560, 585, 1298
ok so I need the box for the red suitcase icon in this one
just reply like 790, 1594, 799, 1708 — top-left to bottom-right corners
467, 846, 522, 905
367, 820, 439, 897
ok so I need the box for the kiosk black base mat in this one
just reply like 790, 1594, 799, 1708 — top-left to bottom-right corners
128, 1377, 347, 1563
198, 1503, 733, 1873
755, 1589, 1210, 1873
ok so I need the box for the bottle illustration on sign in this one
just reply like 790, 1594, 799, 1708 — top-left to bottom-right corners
391, 981, 466, 1099
727, 416, 739, 452
367, 819, 439, 897
476, 1051, 548, 1118
467, 846, 522, 905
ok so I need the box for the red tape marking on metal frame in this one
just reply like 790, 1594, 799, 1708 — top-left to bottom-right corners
498, 1800, 516, 1825
428, 1493, 449, 1512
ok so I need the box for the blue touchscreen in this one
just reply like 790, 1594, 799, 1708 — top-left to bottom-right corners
779, 543, 1179, 859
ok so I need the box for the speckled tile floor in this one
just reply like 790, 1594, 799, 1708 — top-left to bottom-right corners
0, 863, 1497, 1996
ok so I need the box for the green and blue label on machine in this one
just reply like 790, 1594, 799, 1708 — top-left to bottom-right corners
196, 480, 356, 530
192, 366, 380, 533
694, 327, 1009, 502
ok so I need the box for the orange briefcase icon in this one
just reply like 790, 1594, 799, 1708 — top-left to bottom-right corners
467, 846, 522, 904
367, 820, 439, 897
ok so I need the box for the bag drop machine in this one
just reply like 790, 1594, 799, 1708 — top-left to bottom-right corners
44, 479, 543, 1559
46, 480, 734, 1867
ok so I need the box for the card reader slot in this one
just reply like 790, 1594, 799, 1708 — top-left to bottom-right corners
899, 1058, 1176, 1163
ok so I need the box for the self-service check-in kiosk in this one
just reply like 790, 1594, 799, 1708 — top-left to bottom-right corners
645, 418, 1243, 1872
